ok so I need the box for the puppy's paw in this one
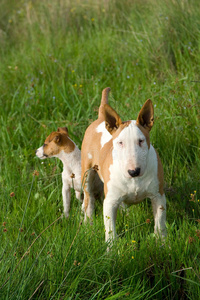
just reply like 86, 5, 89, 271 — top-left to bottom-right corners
62, 211, 69, 219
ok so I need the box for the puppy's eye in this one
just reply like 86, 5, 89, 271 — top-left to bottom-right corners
139, 139, 144, 147
43, 143, 47, 147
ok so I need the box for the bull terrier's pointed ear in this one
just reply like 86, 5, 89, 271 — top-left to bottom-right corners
57, 127, 68, 135
136, 99, 154, 132
103, 104, 122, 134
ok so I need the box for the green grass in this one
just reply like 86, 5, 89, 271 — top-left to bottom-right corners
0, 0, 200, 299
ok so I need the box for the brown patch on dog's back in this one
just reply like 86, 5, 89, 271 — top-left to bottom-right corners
81, 119, 104, 210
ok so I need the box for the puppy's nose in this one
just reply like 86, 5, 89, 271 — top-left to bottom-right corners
35, 149, 38, 154
128, 168, 140, 177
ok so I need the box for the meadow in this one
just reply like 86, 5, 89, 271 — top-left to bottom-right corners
0, 0, 200, 299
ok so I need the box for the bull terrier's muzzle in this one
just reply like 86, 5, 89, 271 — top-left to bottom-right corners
128, 167, 141, 177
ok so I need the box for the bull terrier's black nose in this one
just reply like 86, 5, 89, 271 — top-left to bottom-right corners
128, 168, 140, 177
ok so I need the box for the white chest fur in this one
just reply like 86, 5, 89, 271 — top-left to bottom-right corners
59, 148, 82, 191
106, 145, 159, 205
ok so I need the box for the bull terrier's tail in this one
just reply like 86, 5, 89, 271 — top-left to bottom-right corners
98, 87, 111, 119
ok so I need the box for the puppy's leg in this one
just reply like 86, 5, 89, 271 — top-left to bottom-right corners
151, 193, 167, 238
62, 182, 71, 218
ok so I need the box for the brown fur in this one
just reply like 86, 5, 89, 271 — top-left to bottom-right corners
81, 119, 104, 210
98, 87, 111, 119
43, 127, 75, 157
103, 104, 122, 135
136, 99, 154, 132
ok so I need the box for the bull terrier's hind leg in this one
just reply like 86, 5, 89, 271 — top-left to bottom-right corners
83, 169, 97, 221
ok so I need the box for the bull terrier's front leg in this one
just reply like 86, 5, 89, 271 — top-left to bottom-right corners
103, 197, 119, 243
151, 193, 167, 238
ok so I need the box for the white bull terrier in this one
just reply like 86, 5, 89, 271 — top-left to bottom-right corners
81, 87, 167, 243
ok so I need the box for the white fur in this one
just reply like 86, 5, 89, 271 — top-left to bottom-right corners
85, 120, 167, 243
36, 144, 82, 218
36, 146, 46, 159
96, 121, 112, 148
112, 121, 149, 178
104, 143, 166, 241
58, 148, 82, 217
88, 152, 92, 159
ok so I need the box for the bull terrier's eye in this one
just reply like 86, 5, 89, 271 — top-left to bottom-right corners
139, 139, 144, 147
118, 141, 123, 147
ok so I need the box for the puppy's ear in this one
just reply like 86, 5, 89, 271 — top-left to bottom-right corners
103, 104, 122, 134
136, 99, 154, 132
57, 127, 68, 135
54, 133, 61, 144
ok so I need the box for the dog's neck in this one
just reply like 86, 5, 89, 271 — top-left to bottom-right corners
56, 146, 81, 173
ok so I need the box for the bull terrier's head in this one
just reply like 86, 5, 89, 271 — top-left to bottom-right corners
103, 100, 154, 178
36, 127, 75, 159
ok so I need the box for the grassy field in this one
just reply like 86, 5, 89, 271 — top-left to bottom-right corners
0, 0, 200, 299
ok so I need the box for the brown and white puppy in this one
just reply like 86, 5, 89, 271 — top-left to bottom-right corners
36, 127, 82, 218
81, 88, 167, 243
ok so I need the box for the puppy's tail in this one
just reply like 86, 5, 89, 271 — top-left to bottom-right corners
98, 87, 111, 119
